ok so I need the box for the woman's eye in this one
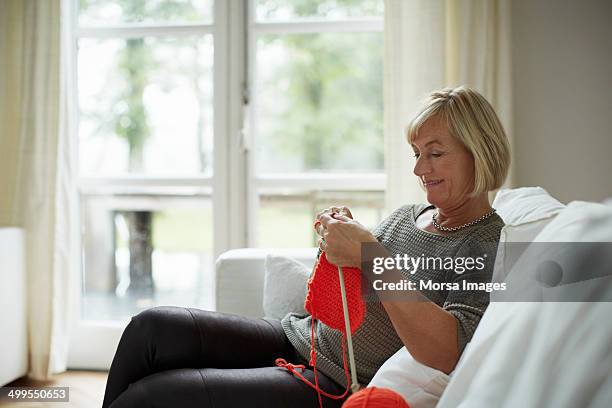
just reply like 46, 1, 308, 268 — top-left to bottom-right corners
413, 152, 442, 159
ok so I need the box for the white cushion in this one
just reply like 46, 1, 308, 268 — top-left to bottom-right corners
535, 201, 612, 302
368, 347, 449, 408
492, 186, 565, 226
215, 248, 316, 318
534, 200, 612, 242
263, 254, 311, 320
492, 187, 566, 284
438, 200, 612, 408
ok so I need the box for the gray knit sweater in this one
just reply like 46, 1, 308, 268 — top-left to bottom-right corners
281, 204, 504, 386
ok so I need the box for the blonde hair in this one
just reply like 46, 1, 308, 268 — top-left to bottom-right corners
406, 86, 511, 195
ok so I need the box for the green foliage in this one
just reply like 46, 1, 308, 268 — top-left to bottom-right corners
255, 0, 384, 172
153, 208, 212, 251
261, 31, 384, 171
80, 0, 383, 172
115, 37, 152, 170
80, 0, 201, 171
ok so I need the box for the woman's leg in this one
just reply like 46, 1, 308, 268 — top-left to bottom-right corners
109, 367, 346, 408
102, 306, 301, 408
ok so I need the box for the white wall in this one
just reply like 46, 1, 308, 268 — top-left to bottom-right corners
511, 0, 612, 203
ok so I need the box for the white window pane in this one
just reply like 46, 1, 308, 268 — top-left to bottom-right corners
81, 194, 213, 321
78, 36, 213, 176
256, 190, 385, 248
255, 0, 383, 21
254, 32, 383, 174
78, 0, 214, 26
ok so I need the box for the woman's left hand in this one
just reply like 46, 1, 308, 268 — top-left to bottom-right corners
316, 213, 378, 267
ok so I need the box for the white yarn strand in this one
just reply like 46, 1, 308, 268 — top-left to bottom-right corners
337, 266, 361, 394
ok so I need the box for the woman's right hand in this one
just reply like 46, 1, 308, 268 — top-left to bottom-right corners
314, 206, 353, 236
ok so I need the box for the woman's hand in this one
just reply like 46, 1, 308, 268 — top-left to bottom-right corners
316, 212, 377, 267
314, 206, 353, 236
316, 205, 353, 220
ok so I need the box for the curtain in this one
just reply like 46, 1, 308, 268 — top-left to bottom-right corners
383, 0, 513, 211
0, 0, 77, 380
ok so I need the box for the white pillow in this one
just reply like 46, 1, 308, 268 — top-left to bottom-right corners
492, 186, 565, 226
533, 200, 612, 242
263, 254, 311, 320
534, 201, 612, 302
368, 347, 449, 408
437, 200, 612, 408
492, 187, 566, 284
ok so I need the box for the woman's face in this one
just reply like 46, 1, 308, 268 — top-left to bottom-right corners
411, 117, 475, 209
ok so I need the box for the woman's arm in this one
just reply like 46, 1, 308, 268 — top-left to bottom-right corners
383, 298, 459, 373
317, 213, 460, 374
361, 243, 460, 374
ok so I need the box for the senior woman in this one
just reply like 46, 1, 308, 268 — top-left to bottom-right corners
102, 86, 510, 408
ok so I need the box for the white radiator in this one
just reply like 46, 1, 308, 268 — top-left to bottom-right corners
0, 228, 27, 385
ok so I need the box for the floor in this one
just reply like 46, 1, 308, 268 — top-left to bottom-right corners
0, 371, 108, 408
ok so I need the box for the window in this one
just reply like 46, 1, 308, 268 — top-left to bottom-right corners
249, 0, 386, 247
77, 0, 217, 322
72, 0, 384, 366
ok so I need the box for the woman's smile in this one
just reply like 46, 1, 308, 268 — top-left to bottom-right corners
423, 179, 444, 188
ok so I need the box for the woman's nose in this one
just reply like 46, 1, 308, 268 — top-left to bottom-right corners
413, 156, 432, 177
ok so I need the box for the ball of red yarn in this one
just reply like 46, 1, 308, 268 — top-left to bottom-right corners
342, 387, 410, 408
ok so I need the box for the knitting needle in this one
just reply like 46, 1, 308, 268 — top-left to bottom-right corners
337, 266, 360, 393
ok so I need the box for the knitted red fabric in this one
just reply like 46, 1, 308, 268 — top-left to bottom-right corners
276, 251, 366, 408
305, 251, 365, 335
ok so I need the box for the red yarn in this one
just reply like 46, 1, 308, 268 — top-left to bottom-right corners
305, 252, 365, 334
342, 387, 410, 408
276, 250, 366, 408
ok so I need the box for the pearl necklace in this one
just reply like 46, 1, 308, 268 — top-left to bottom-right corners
432, 208, 497, 232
